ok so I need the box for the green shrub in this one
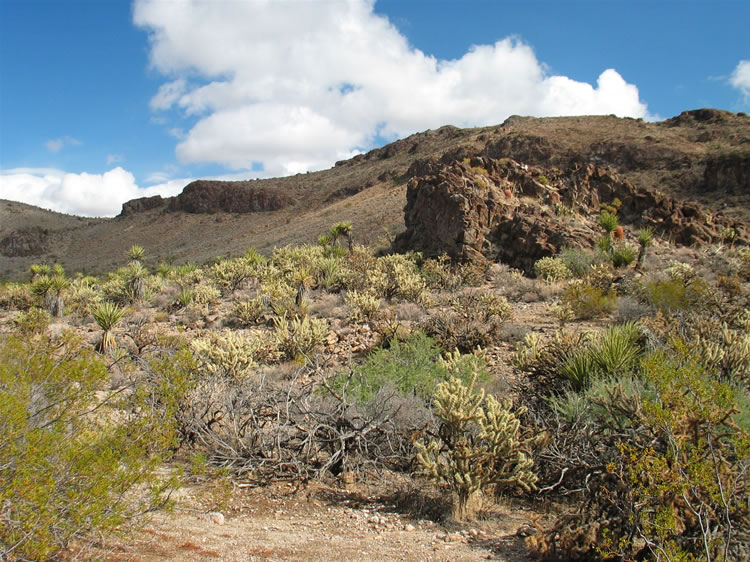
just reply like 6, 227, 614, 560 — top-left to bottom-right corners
0, 333, 174, 561
330, 332, 488, 404
0, 283, 34, 311
562, 281, 617, 319
529, 344, 750, 560
559, 248, 604, 278
533, 256, 571, 282
12, 307, 51, 335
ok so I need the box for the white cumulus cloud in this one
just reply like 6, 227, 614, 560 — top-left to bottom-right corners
0, 167, 188, 217
134, 0, 652, 174
730, 60, 750, 101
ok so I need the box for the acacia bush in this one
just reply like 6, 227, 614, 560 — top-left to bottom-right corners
0, 333, 175, 560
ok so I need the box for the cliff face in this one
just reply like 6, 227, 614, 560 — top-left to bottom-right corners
395, 152, 748, 273
118, 181, 295, 217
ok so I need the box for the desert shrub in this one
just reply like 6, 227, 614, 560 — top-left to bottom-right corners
512, 329, 589, 377
534, 256, 571, 282
561, 281, 617, 319
260, 277, 296, 312
209, 257, 259, 295
330, 332, 486, 404
416, 374, 539, 520
273, 315, 328, 362
0, 282, 34, 311
421, 254, 482, 290
559, 248, 604, 278
191, 329, 268, 378
644, 270, 712, 314
528, 346, 750, 561
319, 256, 349, 291
693, 321, 750, 382
12, 307, 51, 335
271, 244, 326, 284
345, 290, 381, 323
422, 291, 511, 352
168, 262, 203, 290
737, 247, 750, 279
546, 374, 654, 431
229, 297, 266, 327
0, 333, 175, 561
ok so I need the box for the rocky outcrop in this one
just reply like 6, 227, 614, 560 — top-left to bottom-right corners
119, 195, 165, 217
703, 153, 750, 195
394, 156, 747, 273
0, 227, 49, 257
167, 181, 295, 214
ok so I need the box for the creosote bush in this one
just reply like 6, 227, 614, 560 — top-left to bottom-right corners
0, 332, 176, 561
561, 280, 617, 319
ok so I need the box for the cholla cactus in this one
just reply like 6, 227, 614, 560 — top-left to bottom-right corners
416, 374, 538, 519
534, 256, 571, 282
344, 290, 381, 323
191, 330, 262, 379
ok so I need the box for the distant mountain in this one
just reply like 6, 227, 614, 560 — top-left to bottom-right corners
2, 109, 748, 280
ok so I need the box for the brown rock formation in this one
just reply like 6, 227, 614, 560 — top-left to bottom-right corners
167, 180, 295, 214
0, 227, 49, 257
119, 195, 165, 216
394, 155, 747, 273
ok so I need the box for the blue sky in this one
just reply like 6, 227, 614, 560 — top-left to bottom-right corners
1, 0, 748, 216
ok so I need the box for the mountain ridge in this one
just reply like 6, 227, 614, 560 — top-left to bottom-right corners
1, 109, 748, 280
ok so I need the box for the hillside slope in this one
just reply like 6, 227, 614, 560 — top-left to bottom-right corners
1, 109, 748, 279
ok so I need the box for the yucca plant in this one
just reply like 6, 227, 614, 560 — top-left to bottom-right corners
125, 262, 148, 303
48, 275, 70, 318
598, 211, 619, 235
93, 301, 125, 353
127, 244, 146, 263
592, 322, 643, 375
610, 245, 637, 269
29, 263, 51, 281
635, 227, 654, 271
31, 275, 55, 312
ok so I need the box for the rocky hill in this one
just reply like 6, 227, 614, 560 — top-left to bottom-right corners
1, 108, 748, 279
